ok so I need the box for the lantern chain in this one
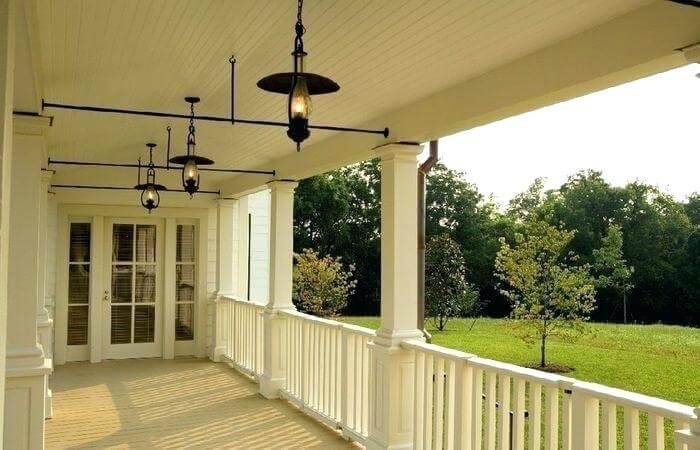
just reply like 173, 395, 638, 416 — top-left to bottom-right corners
294, 0, 305, 54
187, 101, 196, 155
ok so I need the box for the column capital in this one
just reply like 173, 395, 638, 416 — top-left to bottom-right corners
13, 114, 52, 136
375, 143, 423, 161
216, 197, 237, 207
267, 179, 298, 192
41, 169, 53, 183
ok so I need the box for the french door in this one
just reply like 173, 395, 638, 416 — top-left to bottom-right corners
103, 219, 163, 359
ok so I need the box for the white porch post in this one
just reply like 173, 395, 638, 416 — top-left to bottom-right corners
0, 0, 16, 444
37, 170, 53, 418
213, 198, 236, 361
367, 144, 424, 450
4, 117, 51, 450
259, 180, 297, 399
676, 408, 700, 450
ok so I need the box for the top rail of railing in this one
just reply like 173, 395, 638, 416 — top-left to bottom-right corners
218, 294, 266, 308
402, 338, 696, 422
279, 309, 376, 337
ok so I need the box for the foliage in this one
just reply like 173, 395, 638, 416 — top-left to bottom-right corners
292, 249, 357, 317
592, 224, 634, 322
425, 234, 479, 330
494, 221, 596, 367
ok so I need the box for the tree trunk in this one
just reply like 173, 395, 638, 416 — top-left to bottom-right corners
623, 293, 628, 324
540, 334, 546, 367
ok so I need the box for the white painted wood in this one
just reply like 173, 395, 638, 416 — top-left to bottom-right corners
512, 378, 526, 450
162, 218, 176, 359
434, 357, 445, 450
485, 371, 497, 450
648, 413, 664, 450
601, 402, 617, 450
248, 190, 270, 303
571, 389, 599, 450
472, 368, 484, 450
88, 215, 103, 363
544, 386, 559, 450
424, 354, 434, 450
624, 407, 640, 450
562, 388, 573, 450
528, 383, 542, 450
497, 374, 511, 450
414, 350, 425, 450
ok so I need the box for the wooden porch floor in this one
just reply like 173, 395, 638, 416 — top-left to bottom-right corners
46, 358, 357, 449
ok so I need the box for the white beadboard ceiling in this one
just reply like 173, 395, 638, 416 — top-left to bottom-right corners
35, 0, 653, 183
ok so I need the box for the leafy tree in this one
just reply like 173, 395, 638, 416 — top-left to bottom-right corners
292, 249, 357, 317
507, 177, 546, 222
425, 234, 479, 331
495, 221, 596, 368
592, 224, 634, 323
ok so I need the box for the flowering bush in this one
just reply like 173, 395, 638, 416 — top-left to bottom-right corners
293, 248, 357, 317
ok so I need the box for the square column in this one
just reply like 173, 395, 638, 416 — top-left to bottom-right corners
0, 0, 16, 442
259, 180, 297, 399
367, 144, 424, 450
38, 170, 53, 417
4, 117, 51, 450
212, 198, 237, 361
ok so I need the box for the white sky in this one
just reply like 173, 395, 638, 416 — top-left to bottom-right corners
430, 64, 700, 208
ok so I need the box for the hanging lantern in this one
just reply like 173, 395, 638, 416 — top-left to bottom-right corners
168, 97, 215, 196
257, 0, 339, 151
135, 143, 167, 213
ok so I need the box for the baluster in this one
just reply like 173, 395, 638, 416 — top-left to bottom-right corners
562, 389, 572, 450
354, 334, 362, 431
424, 353, 434, 450
512, 378, 526, 450
472, 368, 484, 450
571, 390, 599, 450
454, 360, 473, 450
485, 371, 497, 450
648, 413, 664, 450
528, 383, 542, 450
497, 374, 511, 450
600, 402, 616, 450
434, 357, 445, 450
362, 336, 370, 435
341, 328, 351, 431
414, 350, 426, 450
444, 359, 456, 450
623, 407, 639, 450
544, 386, 558, 450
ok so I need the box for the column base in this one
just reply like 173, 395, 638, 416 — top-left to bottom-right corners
211, 345, 226, 362
259, 374, 285, 399
45, 387, 53, 419
4, 353, 50, 450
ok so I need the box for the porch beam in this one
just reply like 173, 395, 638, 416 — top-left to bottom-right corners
259, 180, 297, 399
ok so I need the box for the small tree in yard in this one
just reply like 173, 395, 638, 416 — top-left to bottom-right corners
494, 221, 596, 369
426, 234, 479, 331
293, 248, 357, 317
593, 224, 634, 323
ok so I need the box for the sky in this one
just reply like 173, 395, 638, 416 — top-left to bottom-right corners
430, 64, 700, 209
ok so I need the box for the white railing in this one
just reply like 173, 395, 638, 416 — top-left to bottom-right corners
278, 310, 374, 444
219, 295, 265, 379
402, 339, 696, 450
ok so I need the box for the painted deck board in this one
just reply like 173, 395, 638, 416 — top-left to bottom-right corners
46, 358, 357, 449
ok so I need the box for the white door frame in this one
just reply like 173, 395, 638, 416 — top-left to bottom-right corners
54, 204, 210, 364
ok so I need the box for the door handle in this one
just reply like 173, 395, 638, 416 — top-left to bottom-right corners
103, 290, 110, 302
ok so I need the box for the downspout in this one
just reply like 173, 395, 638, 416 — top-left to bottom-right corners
418, 140, 438, 342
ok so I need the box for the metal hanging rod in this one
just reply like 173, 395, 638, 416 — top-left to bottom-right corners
48, 157, 275, 175
41, 99, 389, 137
51, 183, 220, 195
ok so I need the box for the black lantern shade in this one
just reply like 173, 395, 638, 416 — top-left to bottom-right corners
257, 0, 339, 151
168, 97, 215, 197
135, 143, 167, 213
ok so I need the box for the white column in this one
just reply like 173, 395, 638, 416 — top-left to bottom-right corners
676, 408, 700, 450
0, 0, 15, 444
367, 144, 424, 450
163, 217, 177, 359
89, 215, 104, 363
259, 180, 297, 399
236, 195, 249, 299
212, 198, 236, 361
4, 117, 51, 450
37, 170, 53, 418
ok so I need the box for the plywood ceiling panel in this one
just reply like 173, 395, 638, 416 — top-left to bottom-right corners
35, 0, 652, 180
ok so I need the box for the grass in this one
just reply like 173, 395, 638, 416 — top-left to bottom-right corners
339, 317, 700, 407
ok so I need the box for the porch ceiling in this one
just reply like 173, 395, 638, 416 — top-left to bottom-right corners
17, 1, 700, 194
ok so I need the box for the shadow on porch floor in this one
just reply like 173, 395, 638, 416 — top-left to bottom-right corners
46, 358, 357, 449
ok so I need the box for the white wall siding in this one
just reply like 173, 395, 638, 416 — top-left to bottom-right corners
248, 190, 270, 303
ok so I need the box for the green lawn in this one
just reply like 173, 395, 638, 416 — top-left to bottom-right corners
339, 317, 700, 407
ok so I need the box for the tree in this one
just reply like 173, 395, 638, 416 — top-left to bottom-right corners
507, 177, 546, 222
495, 221, 596, 368
293, 249, 357, 317
592, 224, 634, 323
425, 234, 479, 331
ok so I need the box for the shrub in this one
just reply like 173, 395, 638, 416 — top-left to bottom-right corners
293, 248, 357, 317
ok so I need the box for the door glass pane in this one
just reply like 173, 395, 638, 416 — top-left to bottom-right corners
110, 305, 132, 344
176, 265, 195, 302
136, 225, 156, 262
175, 303, 194, 341
135, 265, 155, 303
68, 264, 90, 304
67, 305, 88, 345
134, 305, 155, 343
111, 265, 133, 303
69, 223, 91, 262
176, 225, 195, 262
112, 224, 134, 262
